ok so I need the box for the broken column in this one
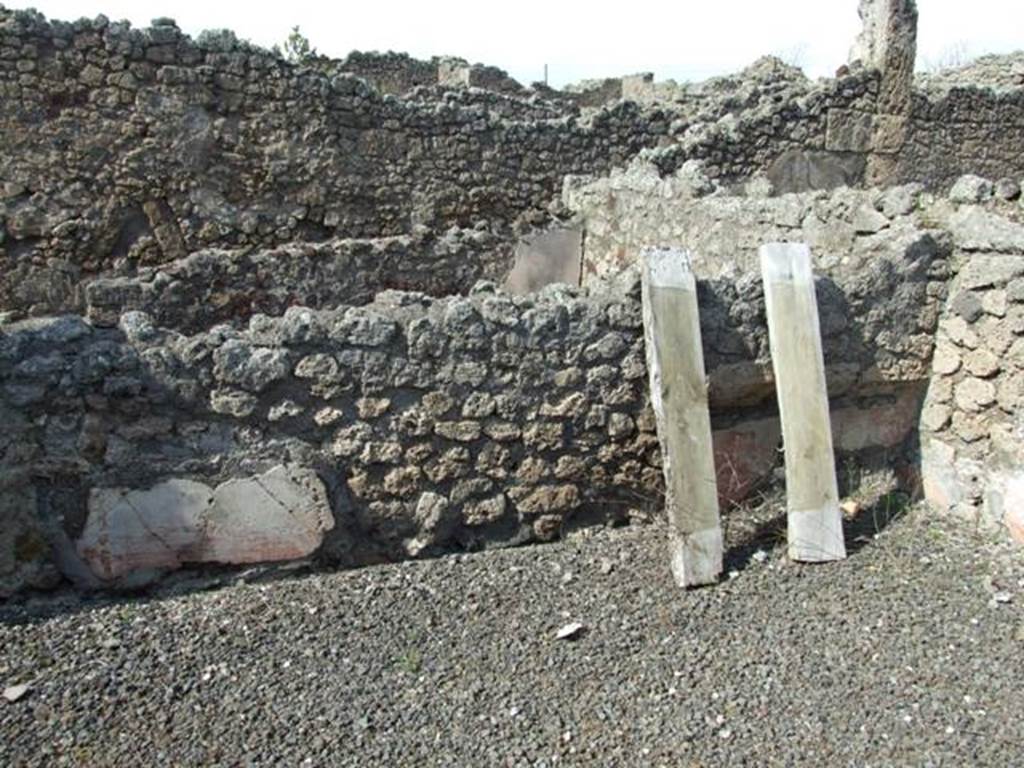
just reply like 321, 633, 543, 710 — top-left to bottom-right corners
641, 247, 723, 587
760, 243, 847, 563
849, 0, 918, 185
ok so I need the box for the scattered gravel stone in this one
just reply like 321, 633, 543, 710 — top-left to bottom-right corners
555, 622, 586, 640
2, 684, 30, 703
1, 508, 1022, 766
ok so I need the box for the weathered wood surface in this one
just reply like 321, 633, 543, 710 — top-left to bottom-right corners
760, 243, 847, 563
641, 247, 723, 587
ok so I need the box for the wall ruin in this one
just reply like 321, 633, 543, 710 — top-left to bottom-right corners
3, 1, 1024, 596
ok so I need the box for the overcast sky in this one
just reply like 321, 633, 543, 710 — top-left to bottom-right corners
6, 1, 1023, 87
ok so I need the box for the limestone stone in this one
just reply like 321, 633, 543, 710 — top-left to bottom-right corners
360, 442, 404, 464
852, 205, 889, 234
268, 400, 304, 422
1008, 279, 1024, 304
585, 405, 609, 429
880, 184, 920, 218
951, 211, 1024, 255
356, 397, 391, 419
482, 421, 521, 442
964, 348, 1000, 378
997, 373, 1024, 412
210, 388, 257, 418
928, 376, 954, 404
314, 407, 344, 427
1009, 338, 1024, 368
461, 392, 496, 418
981, 290, 1008, 318
931, 343, 961, 376
553, 368, 583, 388
383, 466, 422, 496
1008, 306, 1024, 334
405, 492, 450, 556
954, 378, 997, 412
421, 391, 455, 417
213, 341, 290, 392
951, 412, 988, 443
978, 318, 1015, 356
942, 317, 979, 349
434, 420, 482, 442
949, 174, 994, 204
450, 478, 494, 505
920, 402, 951, 432
463, 495, 508, 526
607, 413, 636, 438
512, 484, 580, 515
539, 393, 587, 418
532, 515, 563, 542
523, 422, 564, 450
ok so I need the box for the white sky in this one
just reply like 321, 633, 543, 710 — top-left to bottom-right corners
6, 1, 1023, 87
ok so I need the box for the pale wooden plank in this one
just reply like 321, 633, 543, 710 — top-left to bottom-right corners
641, 247, 723, 587
760, 242, 847, 563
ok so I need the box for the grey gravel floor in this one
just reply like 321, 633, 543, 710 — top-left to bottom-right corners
2, 502, 1023, 767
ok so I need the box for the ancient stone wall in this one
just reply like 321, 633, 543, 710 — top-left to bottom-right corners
919, 182, 1024, 542
897, 89, 1024, 189
4, 5, 1024, 325
1, 223, 943, 593
81, 227, 510, 332
4, 2, 1024, 597
335, 51, 438, 95
0, 8, 667, 318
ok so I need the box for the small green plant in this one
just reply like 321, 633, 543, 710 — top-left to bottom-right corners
396, 647, 422, 674
274, 26, 317, 64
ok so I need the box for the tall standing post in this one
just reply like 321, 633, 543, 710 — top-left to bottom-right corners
760, 243, 847, 563
641, 247, 723, 587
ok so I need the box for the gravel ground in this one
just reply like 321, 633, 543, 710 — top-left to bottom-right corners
2, 500, 1023, 767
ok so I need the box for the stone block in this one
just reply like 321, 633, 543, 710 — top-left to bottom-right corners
825, 109, 874, 153
871, 113, 908, 154
77, 466, 333, 585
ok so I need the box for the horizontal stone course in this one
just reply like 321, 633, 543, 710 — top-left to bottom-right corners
1, 229, 937, 588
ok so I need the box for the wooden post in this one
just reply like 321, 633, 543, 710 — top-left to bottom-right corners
641, 247, 723, 587
760, 243, 847, 563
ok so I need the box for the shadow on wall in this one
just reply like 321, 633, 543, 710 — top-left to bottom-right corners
0, 224, 944, 603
